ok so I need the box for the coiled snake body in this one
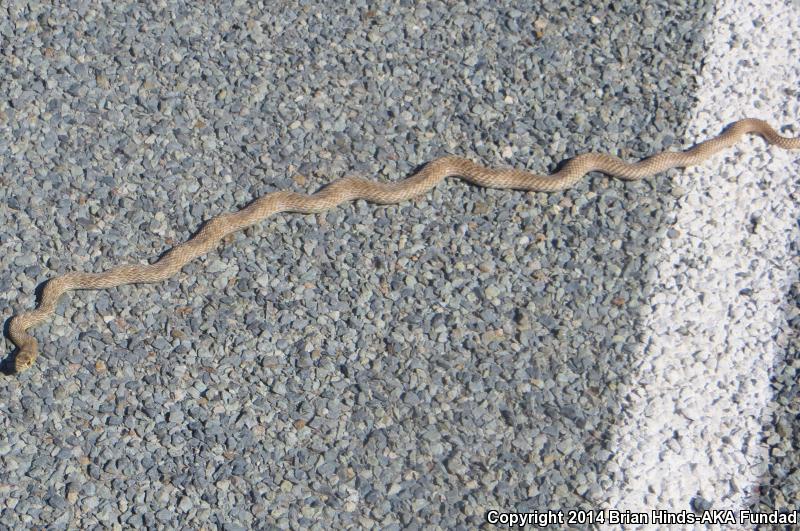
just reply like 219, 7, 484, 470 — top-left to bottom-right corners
7, 118, 800, 373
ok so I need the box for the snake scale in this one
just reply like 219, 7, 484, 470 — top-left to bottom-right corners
6, 118, 800, 373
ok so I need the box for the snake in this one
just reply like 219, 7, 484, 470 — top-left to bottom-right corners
5, 118, 800, 373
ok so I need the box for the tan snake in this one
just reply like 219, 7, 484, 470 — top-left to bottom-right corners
6, 118, 800, 373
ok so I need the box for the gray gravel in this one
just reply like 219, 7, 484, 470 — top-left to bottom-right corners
1, 0, 796, 529
605, 0, 800, 516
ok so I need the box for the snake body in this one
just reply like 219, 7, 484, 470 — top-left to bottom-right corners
7, 118, 800, 372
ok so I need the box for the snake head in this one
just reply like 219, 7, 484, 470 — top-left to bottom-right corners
14, 341, 38, 373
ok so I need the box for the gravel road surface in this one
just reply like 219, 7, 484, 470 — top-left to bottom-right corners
1, 1, 797, 529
